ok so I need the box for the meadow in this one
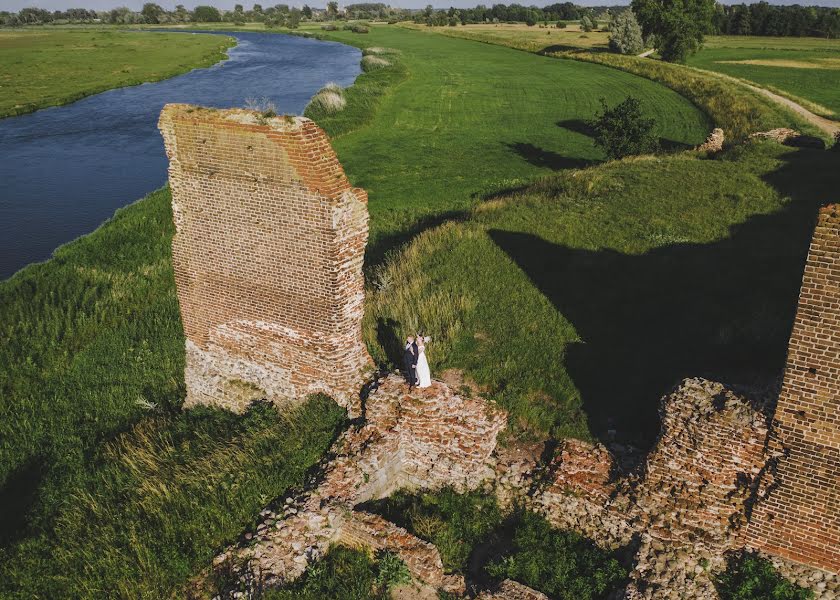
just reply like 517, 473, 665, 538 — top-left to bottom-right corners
0, 23, 834, 598
687, 35, 840, 119
0, 29, 234, 117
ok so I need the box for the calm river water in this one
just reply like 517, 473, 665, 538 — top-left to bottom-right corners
0, 31, 361, 279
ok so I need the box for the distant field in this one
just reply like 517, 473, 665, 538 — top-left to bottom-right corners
402, 21, 610, 53
687, 35, 840, 119
0, 29, 233, 117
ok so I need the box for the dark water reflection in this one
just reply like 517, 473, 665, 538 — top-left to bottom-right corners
0, 31, 361, 279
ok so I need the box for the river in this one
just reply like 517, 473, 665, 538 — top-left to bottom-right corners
0, 30, 361, 279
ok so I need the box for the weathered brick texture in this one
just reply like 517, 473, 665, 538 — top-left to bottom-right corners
158, 104, 373, 414
747, 204, 840, 574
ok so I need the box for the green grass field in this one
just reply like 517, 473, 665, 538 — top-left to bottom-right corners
0, 29, 233, 117
0, 23, 836, 598
687, 35, 840, 119
308, 26, 709, 261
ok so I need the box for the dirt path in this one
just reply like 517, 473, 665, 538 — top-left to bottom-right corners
685, 64, 840, 137
742, 80, 840, 137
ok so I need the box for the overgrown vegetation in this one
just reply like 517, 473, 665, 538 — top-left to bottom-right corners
487, 511, 627, 599
0, 29, 234, 118
368, 489, 626, 598
368, 487, 503, 572
265, 546, 410, 599
1, 393, 344, 597
716, 553, 814, 600
591, 96, 658, 159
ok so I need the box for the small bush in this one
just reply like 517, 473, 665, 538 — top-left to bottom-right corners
486, 512, 627, 599
361, 55, 390, 72
351, 24, 369, 33
590, 95, 658, 159
321, 23, 337, 30
716, 553, 814, 600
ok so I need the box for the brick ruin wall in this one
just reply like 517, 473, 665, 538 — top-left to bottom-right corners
747, 203, 840, 573
158, 105, 373, 415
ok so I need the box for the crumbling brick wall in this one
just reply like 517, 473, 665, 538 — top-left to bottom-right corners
158, 104, 373, 414
747, 203, 840, 574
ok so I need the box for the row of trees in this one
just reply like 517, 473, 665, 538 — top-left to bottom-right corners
714, 2, 840, 38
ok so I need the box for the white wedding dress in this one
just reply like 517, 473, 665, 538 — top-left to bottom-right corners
416, 345, 432, 388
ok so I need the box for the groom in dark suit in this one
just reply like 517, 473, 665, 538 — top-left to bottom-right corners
403, 336, 418, 389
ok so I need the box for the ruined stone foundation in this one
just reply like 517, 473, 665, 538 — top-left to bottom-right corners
159, 105, 373, 415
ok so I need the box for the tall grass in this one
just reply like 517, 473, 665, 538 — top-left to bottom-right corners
1, 397, 344, 598
303, 44, 406, 139
307, 82, 347, 114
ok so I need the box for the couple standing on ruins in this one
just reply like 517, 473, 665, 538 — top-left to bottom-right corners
403, 334, 432, 390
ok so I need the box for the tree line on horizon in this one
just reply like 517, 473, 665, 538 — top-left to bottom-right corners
2, 0, 838, 40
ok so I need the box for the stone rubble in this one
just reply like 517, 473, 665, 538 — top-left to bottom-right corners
210, 374, 506, 596
695, 128, 725, 153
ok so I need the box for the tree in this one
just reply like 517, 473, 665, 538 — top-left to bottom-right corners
141, 2, 163, 23
174, 4, 189, 21
609, 9, 644, 54
590, 96, 658, 160
302, 4, 312, 18
327, 1, 338, 17
631, 0, 716, 62
192, 5, 221, 22
580, 15, 594, 31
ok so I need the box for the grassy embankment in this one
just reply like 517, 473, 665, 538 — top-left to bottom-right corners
0, 29, 234, 118
686, 35, 840, 120
419, 24, 828, 140
0, 25, 710, 597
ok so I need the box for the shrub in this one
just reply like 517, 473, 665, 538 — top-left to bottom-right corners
361, 55, 390, 72
716, 553, 814, 600
321, 23, 337, 30
351, 24, 369, 33
832, 131, 840, 152
308, 84, 347, 114
609, 10, 644, 55
486, 512, 627, 599
590, 96, 658, 159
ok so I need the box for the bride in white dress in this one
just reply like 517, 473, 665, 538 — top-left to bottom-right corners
416, 335, 432, 388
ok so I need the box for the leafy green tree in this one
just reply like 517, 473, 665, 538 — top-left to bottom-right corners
191, 5, 221, 22
609, 9, 645, 54
580, 15, 594, 31
327, 1, 339, 17
716, 553, 813, 600
631, 0, 715, 62
302, 4, 312, 18
590, 96, 658, 160
140, 2, 163, 23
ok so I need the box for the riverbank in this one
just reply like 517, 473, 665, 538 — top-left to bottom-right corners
0, 29, 235, 118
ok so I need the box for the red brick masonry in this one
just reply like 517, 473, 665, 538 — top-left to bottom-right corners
158, 105, 373, 414
747, 204, 840, 573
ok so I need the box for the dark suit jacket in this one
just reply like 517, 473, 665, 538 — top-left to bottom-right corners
403, 345, 417, 372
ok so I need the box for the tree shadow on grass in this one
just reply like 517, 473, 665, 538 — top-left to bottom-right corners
506, 142, 599, 171
538, 44, 611, 55
556, 119, 693, 152
489, 147, 833, 447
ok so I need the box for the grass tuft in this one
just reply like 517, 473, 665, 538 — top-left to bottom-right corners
361, 55, 391, 71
